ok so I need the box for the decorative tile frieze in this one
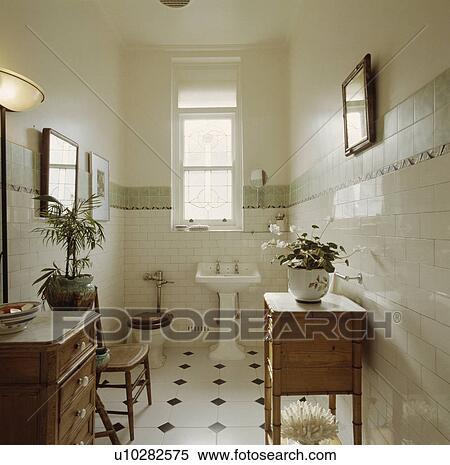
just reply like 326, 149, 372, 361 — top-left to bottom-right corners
110, 183, 290, 210
289, 67, 450, 208
288, 143, 450, 208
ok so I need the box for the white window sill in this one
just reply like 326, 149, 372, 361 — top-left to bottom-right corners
171, 228, 243, 233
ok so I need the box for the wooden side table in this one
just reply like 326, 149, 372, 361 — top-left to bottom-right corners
264, 292, 366, 445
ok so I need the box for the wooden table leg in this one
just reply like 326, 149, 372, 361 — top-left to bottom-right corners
264, 336, 272, 444
329, 394, 336, 416
352, 334, 363, 444
272, 340, 282, 445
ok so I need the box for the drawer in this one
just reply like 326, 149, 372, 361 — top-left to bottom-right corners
281, 367, 353, 394
281, 340, 352, 368
61, 413, 94, 445
60, 355, 95, 413
59, 380, 95, 441
58, 324, 95, 377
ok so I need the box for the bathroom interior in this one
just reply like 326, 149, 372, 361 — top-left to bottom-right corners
0, 0, 450, 448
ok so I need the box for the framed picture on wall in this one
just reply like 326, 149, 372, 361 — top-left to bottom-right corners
89, 152, 110, 221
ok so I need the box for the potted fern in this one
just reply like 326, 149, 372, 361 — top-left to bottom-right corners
33, 195, 105, 310
262, 221, 354, 303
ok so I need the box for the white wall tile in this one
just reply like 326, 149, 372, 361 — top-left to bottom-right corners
398, 96, 414, 131
406, 239, 435, 265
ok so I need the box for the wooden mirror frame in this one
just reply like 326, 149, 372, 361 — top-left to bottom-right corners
342, 54, 376, 156
40, 128, 79, 215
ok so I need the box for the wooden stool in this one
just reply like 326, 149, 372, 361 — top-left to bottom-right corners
98, 344, 152, 441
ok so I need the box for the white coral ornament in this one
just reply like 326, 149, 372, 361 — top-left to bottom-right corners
281, 400, 339, 445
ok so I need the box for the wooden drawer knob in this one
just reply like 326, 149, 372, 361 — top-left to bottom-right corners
76, 341, 86, 351
78, 376, 89, 387
76, 408, 87, 419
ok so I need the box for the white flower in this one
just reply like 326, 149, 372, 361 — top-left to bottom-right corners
276, 240, 287, 248
269, 223, 281, 235
281, 400, 338, 445
261, 239, 276, 250
289, 225, 297, 233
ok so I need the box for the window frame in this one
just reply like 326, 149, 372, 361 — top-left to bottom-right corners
171, 60, 243, 231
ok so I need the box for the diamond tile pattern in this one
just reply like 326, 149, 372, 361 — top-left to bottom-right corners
167, 398, 182, 406
174, 379, 187, 385
98, 347, 329, 445
158, 422, 175, 433
211, 398, 226, 406
209, 422, 226, 433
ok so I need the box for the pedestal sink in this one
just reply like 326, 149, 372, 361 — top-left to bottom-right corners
195, 262, 261, 361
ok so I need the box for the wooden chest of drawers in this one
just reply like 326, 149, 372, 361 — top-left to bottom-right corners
0, 311, 99, 445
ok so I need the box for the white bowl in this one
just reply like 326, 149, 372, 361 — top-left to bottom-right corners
0, 302, 42, 335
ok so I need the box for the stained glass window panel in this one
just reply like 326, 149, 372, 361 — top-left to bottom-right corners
183, 118, 233, 167
184, 170, 232, 221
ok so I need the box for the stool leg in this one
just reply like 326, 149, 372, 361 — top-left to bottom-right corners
95, 391, 120, 445
143, 357, 152, 405
125, 371, 135, 442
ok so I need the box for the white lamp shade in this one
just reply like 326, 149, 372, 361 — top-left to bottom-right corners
0, 68, 44, 112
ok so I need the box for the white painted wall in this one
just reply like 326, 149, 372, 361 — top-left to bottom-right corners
120, 47, 289, 186
287, 0, 450, 179
0, 0, 126, 182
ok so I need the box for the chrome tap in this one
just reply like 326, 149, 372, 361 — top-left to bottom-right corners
143, 271, 174, 312
234, 260, 240, 274
215, 259, 221, 275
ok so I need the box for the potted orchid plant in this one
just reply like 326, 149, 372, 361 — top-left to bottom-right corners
262, 220, 355, 302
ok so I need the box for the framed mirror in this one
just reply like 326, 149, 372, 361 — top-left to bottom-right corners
40, 128, 78, 213
342, 54, 375, 156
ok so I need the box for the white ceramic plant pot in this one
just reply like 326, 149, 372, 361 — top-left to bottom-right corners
288, 268, 330, 303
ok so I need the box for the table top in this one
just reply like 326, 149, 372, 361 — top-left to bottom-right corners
0, 310, 99, 348
264, 292, 366, 314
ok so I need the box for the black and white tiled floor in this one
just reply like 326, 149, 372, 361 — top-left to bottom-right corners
96, 346, 352, 445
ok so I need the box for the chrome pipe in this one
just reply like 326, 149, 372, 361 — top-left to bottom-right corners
335, 272, 363, 284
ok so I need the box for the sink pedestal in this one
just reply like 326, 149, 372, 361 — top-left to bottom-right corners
209, 293, 246, 361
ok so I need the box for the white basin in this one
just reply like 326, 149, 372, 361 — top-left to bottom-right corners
195, 262, 261, 293
195, 262, 262, 361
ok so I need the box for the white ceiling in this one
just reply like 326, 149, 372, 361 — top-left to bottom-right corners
95, 0, 301, 48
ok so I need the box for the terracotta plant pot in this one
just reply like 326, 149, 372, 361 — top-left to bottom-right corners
46, 275, 96, 310
288, 268, 330, 303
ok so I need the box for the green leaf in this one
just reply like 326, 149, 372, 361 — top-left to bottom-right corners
33, 194, 63, 206
312, 224, 319, 229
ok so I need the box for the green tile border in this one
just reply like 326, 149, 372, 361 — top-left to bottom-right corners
110, 183, 289, 210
